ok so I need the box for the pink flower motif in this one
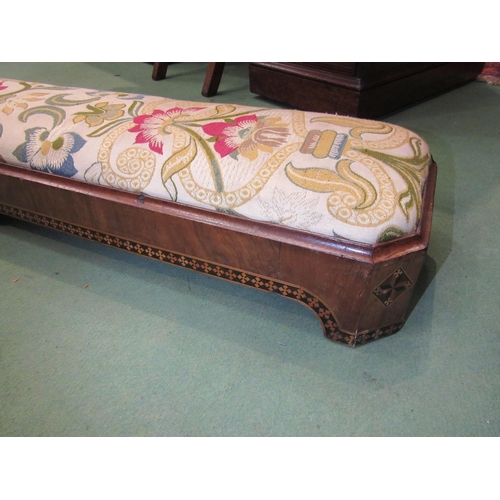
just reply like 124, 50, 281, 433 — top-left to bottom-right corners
0, 82, 8, 91
202, 114, 290, 161
129, 107, 204, 154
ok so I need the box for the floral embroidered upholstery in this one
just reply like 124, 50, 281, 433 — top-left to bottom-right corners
0, 79, 431, 244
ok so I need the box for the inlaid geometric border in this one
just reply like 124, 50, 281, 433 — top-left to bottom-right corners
372, 267, 413, 307
0, 203, 404, 347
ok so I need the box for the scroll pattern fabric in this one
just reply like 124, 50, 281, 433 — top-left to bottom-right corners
0, 79, 431, 244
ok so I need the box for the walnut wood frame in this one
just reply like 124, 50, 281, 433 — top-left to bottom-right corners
0, 160, 437, 347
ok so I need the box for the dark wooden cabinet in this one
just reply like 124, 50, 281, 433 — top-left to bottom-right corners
249, 62, 485, 118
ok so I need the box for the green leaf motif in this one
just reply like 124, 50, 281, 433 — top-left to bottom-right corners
355, 145, 430, 221
285, 163, 338, 193
163, 177, 178, 201
84, 162, 104, 184
214, 104, 236, 116
398, 190, 415, 219
161, 138, 197, 186
45, 94, 100, 107
87, 118, 131, 137
377, 226, 406, 243
18, 106, 66, 129
128, 100, 143, 117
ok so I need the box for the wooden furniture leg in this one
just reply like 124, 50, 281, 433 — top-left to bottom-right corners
202, 63, 226, 97
152, 62, 169, 81
152, 62, 226, 96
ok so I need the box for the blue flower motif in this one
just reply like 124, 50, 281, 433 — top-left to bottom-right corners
13, 127, 86, 177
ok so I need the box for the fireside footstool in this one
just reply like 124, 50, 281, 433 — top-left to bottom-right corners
0, 78, 436, 346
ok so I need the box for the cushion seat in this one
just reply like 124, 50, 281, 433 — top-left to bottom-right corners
0, 79, 430, 245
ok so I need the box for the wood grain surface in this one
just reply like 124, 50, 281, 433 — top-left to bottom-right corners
0, 160, 437, 346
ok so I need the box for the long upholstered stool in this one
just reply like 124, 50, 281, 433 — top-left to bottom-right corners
0, 78, 436, 347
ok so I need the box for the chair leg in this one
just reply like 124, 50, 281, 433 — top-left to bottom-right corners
152, 62, 169, 81
202, 63, 225, 97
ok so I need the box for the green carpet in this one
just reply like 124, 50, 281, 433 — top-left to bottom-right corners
1, 63, 499, 438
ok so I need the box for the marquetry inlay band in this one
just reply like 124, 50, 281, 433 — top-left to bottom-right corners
1, 203, 404, 346
372, 267, 413, 306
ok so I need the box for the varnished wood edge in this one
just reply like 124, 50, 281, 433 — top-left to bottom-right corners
0, 160, 437, 265
250, 63, 484, 93
251, 62, 441, 91
0, 202, 406, 347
